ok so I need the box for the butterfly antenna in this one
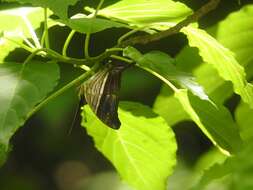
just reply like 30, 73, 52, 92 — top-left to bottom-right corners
68, 100, 82, 136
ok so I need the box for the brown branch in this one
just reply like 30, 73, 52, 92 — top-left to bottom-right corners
121, 0, 221, 46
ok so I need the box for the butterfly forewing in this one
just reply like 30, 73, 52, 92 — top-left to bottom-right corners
84, 68, 109, 113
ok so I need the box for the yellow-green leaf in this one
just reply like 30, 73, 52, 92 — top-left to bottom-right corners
181, 26, 253, 109
82, 101, 177, 190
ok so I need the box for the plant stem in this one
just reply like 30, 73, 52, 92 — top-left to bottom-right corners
84, 33, 91, 58
117, 29, 141, 44
110, 55, 133, 63
44, 8, 50, 49
3, 37, 34, 52
43, 48, 91, 68
40, 30, 46, 47
83, 0, 105, 58
26, 62, 101, 119
62, 30, 76, 56
21, 15, 41, 48
23, 38, 36, 49
94, 0, 105, 17
106, 48, 124, 52
23, 48, 47, 65
140, 66, 179, 92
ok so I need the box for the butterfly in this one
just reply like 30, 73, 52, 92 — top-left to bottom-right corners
80, 61, 129, 129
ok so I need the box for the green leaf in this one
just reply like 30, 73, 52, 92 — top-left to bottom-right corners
190, 158, 232, 190
194, 148, 227, 175
153, 86, 190, 126
4, 0, 78, 18
181, 26, 253, 109
235, 101, 253, 141
0, 7, 52, 61
81, 101, 177, 190
60, 16, 129, 34
124, 47, 209, 101
92, 0, 192, 29
176, 47, 233, 103
175, 89, 243, 154
165, 5, 253, 125
175, 5, 253, 104
214, 5, 253, 69
0, 61, 59, 164
191, 139, 253, 190
189, 148, 228, 189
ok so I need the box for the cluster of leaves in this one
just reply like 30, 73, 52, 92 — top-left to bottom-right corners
0, 0, 253, 190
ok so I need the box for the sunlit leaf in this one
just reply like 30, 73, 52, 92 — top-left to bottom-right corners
175, 89, 243, 154
90, 0, 192, 29
191, 139, 253, 190
4, 0, 78, 18
82, 101, 177, 190
60, 17, 129, 34
0, 61, 59, 165
0, 7, 52, 61
160, 5, 253, 128
214, 5, 253, 69
189, 148, 228, 189
235, 101, 253, 141
181, 26, 253, 109
123, 47, 243, 155
124, 47, 209, 101
153, 86, 190, 126
176, 5, 253, 104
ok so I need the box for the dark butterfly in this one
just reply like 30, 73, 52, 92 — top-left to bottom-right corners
80, 62, 129, 129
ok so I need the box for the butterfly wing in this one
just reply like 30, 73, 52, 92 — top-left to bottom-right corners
96, 67, 122, 129
83, 67, 109, 114
82, 63, 126, 129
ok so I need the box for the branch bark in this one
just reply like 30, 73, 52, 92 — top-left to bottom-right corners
121, 0, 221, 46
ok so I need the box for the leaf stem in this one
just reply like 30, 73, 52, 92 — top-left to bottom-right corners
23, 48, 47, 65
21, 15, 41, 48
20, 47, 91, 69
83, 0, 105, 58
110, 55, 133, 63
94, 0, 105, 17
44, 8, 50, 49
23, 38, 36, 49
84, 33, 91, 58
62, 30, 76, 56
3, 36, 34, 52
45, 48, 90, 69
106, 48, 124, 52
40, 30, 46, 47
26, 62, 101, 119
140, 66, 179, 92
117, 28, 141, 44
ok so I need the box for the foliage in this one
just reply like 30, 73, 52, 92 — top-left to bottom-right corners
82, 102, 177, 190
0, 0, 252, 190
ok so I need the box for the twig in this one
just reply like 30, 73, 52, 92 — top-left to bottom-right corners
121, 0, 221, 46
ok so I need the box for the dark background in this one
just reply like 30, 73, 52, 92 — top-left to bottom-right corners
0, 0, 252, 189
